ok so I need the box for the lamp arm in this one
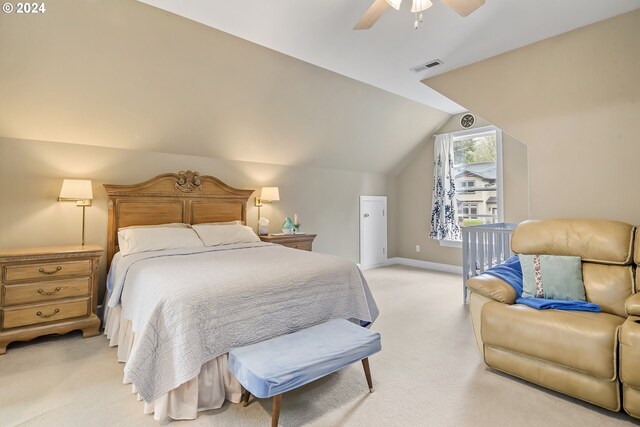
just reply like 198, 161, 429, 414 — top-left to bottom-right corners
81, 205, 86, 246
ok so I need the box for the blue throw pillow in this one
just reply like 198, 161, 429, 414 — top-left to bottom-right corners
520, 254, 586, 301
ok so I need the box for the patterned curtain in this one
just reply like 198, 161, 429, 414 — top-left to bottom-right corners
429, 133, 461, 240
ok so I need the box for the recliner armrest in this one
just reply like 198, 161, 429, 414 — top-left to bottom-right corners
626, 292, 640, 316
467, 274, 517, 304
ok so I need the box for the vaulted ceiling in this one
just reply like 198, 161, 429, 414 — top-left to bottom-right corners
1, 0, 637, 175
0, 0, 448, 174
139, 0, 640, 113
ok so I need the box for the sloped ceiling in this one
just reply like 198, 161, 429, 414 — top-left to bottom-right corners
138, 0, 640, 114
0, 0, 449, 174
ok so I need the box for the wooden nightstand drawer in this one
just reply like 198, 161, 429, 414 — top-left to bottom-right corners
287, 241, 312, 251
259, 234, 317, 251
3, 260, 91, 283
2, 298, 90, 329
2, 278, 91, 306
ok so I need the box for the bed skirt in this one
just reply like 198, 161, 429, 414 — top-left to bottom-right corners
103, 305, 243, 420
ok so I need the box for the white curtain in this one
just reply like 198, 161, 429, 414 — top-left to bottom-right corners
429, 133, 461, 240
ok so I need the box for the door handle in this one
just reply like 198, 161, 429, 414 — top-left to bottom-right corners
363, 213, 370, 218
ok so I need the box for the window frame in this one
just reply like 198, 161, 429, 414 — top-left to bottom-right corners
460, 202, 479, 216
440, 125, 503, 248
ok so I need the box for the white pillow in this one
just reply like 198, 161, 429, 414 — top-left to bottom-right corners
192, 224, 260, 247
118, 225, 204, 255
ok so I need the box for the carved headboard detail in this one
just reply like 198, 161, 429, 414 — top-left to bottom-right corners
103, 171, 254, 270
175, 170, 202, 193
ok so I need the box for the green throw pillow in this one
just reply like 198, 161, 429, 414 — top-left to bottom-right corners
520, 254, 586, 301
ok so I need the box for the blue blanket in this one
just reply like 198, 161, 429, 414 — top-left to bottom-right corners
482, 256, 600, 312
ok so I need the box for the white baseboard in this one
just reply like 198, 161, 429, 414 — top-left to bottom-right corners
385, 257, 463, 275
357, 262, 387, 271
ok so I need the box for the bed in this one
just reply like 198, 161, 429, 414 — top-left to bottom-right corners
102, 171, 379, 421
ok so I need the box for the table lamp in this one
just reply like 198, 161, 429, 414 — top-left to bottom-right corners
255, 187, 280, 232
59, 179, 93, 246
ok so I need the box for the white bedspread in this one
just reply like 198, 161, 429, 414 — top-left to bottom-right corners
107, 243, 378, 403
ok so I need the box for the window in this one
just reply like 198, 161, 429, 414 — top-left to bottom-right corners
430, 125, 503, 246
453, 126, 503, 232
460, 202, 478, 215
453, 126, 502, 228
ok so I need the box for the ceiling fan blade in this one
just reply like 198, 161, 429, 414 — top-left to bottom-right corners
441, 0, 485, 17
353, 0, 392, 30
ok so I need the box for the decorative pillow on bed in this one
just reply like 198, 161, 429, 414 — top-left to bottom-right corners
192, 224, 260, 246
520, 254, 586, 301
118, 224, 204, 255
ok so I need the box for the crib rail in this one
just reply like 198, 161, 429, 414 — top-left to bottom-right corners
462, 223, 517, 303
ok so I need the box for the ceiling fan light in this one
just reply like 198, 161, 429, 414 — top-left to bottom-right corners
411, 0, 433, 13
384, 0, 402, 10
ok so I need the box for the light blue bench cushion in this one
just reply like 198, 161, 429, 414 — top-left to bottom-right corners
228, 319, 382, 398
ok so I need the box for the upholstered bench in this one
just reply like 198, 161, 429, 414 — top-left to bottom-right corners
228, 319, 382, 426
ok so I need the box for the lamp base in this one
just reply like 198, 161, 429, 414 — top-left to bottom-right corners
81, 204, 87, 246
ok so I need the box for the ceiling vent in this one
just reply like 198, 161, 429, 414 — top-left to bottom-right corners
410, 59, 443, 73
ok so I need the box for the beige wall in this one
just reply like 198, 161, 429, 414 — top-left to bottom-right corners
0, 138, 390, 299
385, 175, 399, 259
425, 10, 640, 224
395, 114, 529, 266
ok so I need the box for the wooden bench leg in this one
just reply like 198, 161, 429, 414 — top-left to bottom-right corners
241, 389, 251, 407
272, 394, 282, 427
361, 358, 374, 392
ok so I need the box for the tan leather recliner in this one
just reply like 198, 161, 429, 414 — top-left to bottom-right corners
620, 232, 640, 418
468, 219, 636, 412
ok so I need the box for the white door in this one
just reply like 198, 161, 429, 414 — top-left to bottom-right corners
360, 196, 387, 269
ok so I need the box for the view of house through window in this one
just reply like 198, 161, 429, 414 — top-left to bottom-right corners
452, 127, 502, 230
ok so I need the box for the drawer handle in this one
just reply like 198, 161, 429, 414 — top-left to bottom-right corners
38, 287, 61, 296
39, 266, 62, 275
36, 308, 60, 319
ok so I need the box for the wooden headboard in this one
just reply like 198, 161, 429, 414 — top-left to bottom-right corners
103, 171, 254, 269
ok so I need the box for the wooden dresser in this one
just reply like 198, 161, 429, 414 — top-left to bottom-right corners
259, 234, 317, 251
0, 245, 102, 354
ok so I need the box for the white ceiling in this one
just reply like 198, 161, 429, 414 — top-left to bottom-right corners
138, 0, 639, 114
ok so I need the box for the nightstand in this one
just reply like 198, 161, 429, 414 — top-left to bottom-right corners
0, 245, 103, 354
259, 234, 317, 251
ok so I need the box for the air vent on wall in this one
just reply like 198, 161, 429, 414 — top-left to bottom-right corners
410, 59, 443, 73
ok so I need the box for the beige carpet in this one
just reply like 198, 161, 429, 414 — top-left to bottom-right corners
1, 265, 637, 426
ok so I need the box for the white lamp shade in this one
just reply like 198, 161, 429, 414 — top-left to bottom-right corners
260, 187, 280, 202
385, 0, 402, 10
411, 0, 432, 12
59, 179, 93, 201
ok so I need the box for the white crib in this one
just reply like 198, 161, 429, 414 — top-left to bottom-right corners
461, 223, 517, 303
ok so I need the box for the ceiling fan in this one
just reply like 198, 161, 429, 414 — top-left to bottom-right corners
354, 0, 486, 30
